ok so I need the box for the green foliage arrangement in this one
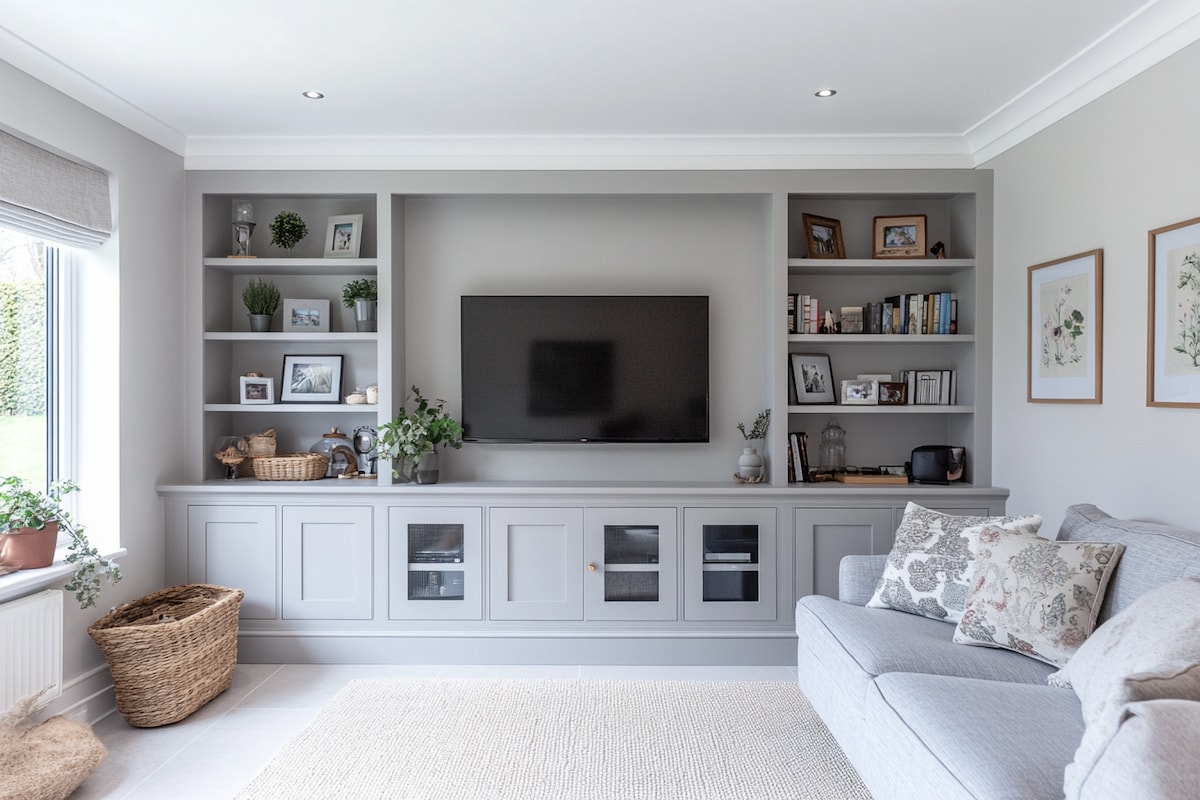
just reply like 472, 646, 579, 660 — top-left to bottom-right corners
241, 277, 281, 315
341, 278, 378, 308
377, 386, 463, 480
737, 408, 770, 440
0, 476, 121, 609
268, 211, 308, 251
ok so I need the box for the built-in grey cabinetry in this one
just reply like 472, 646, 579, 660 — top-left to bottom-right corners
185, 504, 277, 620
793, 507, 894, 599
488, 507, 585, 621
388, 506, 483, 620
583, 507, 678, 621
683, 507, 777, 621
281, 505, 374, 620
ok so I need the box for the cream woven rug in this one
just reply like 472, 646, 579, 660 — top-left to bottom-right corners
236, 679, 869, 800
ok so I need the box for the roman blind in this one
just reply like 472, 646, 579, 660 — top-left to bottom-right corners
0, 129, 112, 248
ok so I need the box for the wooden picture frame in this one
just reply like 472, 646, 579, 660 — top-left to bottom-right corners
280, 354, 344, 403
324, 213, 363, 258
1028, 249, 1103, 403
239, 375, 274, 404
801, 213, 845, 259
789, 353, 836, 404
1148, 217, 1200, 407
873, 215, 927, 259
877, 381, 907, 405
283, 298, 331, 333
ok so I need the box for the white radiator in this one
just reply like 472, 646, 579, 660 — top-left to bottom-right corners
0, 589, 63, 712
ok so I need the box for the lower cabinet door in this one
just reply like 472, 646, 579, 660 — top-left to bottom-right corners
683, 507, 777, 621
489, 507, 584, 621
282, 505, 374, 620
794, 507, 894, 599
583, 507, 678, 621
187, 505, 278, 620
389, 506, 483, 620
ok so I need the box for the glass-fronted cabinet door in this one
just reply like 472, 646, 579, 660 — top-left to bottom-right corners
388, 507, 482, 620
683, 507, 777, 621
584, 507, 678, 621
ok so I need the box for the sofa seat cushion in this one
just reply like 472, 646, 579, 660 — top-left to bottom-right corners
796, 596, 1055, 711
1073, 699, 1200, 800
864, 672, 1083, 800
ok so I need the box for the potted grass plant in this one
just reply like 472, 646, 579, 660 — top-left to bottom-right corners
242, 277, 280, 333
0, 477, 122, 609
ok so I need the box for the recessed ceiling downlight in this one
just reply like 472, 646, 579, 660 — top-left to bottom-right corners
815, 89, 837, 98
302, 91, 325, 100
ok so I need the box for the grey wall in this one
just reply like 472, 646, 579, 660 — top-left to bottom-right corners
1, 59, 185, 713
986, 40, 1200, 532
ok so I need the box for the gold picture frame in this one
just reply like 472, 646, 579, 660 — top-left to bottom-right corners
801, 213, 845, 259
873, 215, 927, 259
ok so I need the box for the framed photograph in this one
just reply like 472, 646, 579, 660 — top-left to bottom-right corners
280, 354, 344, 403
1148, 217, 1200, 407
841, 379, 878, 405
283, 298, 331, 333
873, 215, 927, 259
239, 375, 274, 404
324, 213, 363, 258
801, 213, 845, 259
1028, 249, 1103, 403
789, 353, 836, 404
878, 381, 908, 405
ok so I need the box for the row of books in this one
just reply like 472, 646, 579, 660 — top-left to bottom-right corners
786, 432, 812, 483
901, 368, 958, 405
788, 292, 958, 335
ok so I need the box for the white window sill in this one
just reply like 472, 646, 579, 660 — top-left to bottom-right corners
0, 547, 127, 605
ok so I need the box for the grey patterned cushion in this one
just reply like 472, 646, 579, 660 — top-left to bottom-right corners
867, 502, 1043, 623
952, 526, 1124, 666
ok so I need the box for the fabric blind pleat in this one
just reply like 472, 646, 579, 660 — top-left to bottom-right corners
0, 129, 112, 248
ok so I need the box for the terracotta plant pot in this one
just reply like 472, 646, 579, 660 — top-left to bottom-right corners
0, 520, 59, 570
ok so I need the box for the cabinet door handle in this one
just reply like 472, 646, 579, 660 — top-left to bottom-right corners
587, 563, 597, 571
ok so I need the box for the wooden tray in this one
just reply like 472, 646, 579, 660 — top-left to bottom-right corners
834, 473, 909, 485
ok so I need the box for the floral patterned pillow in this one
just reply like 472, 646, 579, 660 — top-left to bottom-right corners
867, 502, 1043, 623
952, 526, 1124, 666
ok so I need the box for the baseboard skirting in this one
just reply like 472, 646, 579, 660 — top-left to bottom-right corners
35, 663, 117, 726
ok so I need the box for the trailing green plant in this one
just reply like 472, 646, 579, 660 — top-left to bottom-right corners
0, 476, 121, 609
268, 211, 308, 251
241, 277, 281, 315
737, 408, 770, 440
341, 278, 378, 308
377, 386, 463, 480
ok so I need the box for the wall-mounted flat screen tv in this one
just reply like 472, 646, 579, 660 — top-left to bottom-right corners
460, 295, 709, 443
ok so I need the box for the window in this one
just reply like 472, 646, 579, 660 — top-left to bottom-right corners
0, 226, 70, 491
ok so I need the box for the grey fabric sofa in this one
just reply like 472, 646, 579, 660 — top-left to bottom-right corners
795, 503, 1200, 800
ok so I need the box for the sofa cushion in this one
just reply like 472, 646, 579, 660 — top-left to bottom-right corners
863, 672, 1083, 800
867, 502, 1042, 623
796, 596, 1055, 714
952, 526, 1124, 666
1046, 577, 1200, 798
1057, 503, 1200, 623
1072, 699, 1200, 800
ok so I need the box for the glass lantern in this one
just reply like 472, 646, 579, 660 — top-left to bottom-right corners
819, 417, 846, 473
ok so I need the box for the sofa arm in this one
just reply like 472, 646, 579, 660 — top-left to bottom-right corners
839, 554, 888, 605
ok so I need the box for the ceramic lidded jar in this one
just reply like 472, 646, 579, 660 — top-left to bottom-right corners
310, 427, 358, 478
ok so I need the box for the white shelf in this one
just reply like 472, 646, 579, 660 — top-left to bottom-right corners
787, 258, 973, 276
786, 405, 974, 414
787, 334, 974, 344
204, 257, 377, 274
204, 403, 379, 413
205, 332, 378, 342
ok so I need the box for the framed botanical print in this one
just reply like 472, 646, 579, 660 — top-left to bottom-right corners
1027, 249, 1103, 403
1148, 217, 1200, 407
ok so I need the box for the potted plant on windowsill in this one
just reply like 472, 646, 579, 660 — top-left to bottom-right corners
377, 386, 463, 484
342, 278, 378, 332
241, 277, 280, 333
0, 477, 122, 609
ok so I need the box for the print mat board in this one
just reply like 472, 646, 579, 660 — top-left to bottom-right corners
1027, 249, 1103, 403
235, 679, 870, 800
1149, 216, 1200, 407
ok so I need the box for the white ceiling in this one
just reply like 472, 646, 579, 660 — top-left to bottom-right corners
2, 0, 1199, 170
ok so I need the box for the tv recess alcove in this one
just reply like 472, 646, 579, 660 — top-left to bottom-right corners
160, 168, 1006, 665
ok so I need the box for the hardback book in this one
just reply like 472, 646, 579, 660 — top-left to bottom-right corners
840, 306, 864, 334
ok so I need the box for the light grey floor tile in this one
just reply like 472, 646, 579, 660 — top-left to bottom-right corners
238, 662, 442, 708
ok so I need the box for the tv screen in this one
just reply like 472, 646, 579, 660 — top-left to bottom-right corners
460, 296, 709, 443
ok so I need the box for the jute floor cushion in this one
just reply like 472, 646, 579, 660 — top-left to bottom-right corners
0, 703, 106, 800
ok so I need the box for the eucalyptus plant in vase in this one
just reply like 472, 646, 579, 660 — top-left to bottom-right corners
735, 409, 770, 482
377, 386, 463, 484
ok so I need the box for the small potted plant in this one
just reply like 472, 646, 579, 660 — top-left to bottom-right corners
342, 278, 378, 332
736, 409, 770, 481
241, 277, 280, 332
268, 211, 308, 252
0, 477, 122, 609
377, 386, 463, 484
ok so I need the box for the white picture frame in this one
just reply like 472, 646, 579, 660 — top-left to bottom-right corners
239, 375, 274, 404
283, 298, 331, 333
841, 379, 878, 405
280, 354, 344, 403
324, 213, 363, 258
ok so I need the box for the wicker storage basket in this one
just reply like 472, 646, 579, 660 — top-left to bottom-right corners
252, 452, 328, 481
239, 428, 278, 476
87, 584, 244, 728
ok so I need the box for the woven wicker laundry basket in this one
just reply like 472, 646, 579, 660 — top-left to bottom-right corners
88, 584, 243, 727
